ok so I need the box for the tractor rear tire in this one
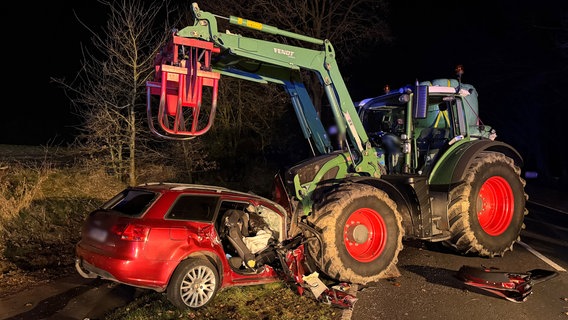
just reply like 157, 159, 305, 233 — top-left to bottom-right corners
447, 151, 527, 257
307, 183, 403, 285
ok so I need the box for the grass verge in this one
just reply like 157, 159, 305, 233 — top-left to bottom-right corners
104, 282, 342, 320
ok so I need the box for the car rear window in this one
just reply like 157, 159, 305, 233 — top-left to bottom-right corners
103, 189, 157, 217
166, 195, 219, 222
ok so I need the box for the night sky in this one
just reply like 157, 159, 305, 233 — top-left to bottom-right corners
3, 0, 567, 184
349, 0, 567, 183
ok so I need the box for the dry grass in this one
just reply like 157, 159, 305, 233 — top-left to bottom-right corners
0, 146, 127, 296
0, 163, 50, 226
104, 282, 342, 320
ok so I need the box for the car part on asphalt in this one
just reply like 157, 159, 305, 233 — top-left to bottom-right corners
456, 265, 558, 303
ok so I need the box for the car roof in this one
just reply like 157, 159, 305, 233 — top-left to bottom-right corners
132, 182, 289, 219
135, 182, 266, 200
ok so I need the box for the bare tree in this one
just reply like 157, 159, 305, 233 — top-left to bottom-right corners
210, 79, 289, 156
53, 0, 187, 185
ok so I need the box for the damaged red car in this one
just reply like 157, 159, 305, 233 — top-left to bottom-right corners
75, 182, 307, 309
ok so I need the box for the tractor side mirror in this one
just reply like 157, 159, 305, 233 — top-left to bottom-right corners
413, 85, 428, 119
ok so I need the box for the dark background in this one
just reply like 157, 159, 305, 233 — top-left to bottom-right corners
349, 0, 567, 186
3, 0, 567, 186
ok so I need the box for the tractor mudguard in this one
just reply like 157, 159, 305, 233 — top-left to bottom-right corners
430, 139, 523, 186
456, 265, 558, 303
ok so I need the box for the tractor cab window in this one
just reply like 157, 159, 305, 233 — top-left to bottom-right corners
452, 98, 467, 136
362, 105, 406, 137
414, 94, 466, 172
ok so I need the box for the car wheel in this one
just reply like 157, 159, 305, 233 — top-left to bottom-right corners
166, 257, 219, 309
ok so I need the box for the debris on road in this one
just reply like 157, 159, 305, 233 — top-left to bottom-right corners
456, 265, 558, 303
302, 272, 358, 309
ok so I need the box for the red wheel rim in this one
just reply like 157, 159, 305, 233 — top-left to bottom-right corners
344, 208, 387, 262
476, 176, 514, 236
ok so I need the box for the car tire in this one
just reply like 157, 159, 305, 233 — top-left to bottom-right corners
166, 257, 219, 309
447, 151, 527, 257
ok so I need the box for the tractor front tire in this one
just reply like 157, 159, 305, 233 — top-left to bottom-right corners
307, 183, 403, 285
447, 152, 527, 257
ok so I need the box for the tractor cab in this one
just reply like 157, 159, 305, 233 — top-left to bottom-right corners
357, 80, 497, 175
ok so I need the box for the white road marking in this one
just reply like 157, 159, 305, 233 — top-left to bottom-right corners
516, 240, 566, 272
528, 200, 568, 215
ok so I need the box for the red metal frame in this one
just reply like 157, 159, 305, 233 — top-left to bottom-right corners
147, 35, 221, 138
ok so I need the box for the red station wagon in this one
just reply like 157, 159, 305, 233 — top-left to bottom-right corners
75, 182, 306, 309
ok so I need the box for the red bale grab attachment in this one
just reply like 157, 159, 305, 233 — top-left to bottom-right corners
146, 34, 221, 139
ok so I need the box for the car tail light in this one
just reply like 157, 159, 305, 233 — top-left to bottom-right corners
111, 223, 150, 241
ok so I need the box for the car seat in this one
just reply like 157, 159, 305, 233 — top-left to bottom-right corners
221, 209, 277, 270
222, 209, 255, 268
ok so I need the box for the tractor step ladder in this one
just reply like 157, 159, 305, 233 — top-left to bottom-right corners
146, 35, 221, 139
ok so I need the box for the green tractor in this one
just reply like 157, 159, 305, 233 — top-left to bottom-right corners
146, 3, 527, 285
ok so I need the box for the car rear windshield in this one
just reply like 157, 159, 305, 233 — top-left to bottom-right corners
102, 189, 158, 217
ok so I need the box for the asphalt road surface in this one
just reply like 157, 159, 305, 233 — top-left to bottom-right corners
1, 185, 566, 320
